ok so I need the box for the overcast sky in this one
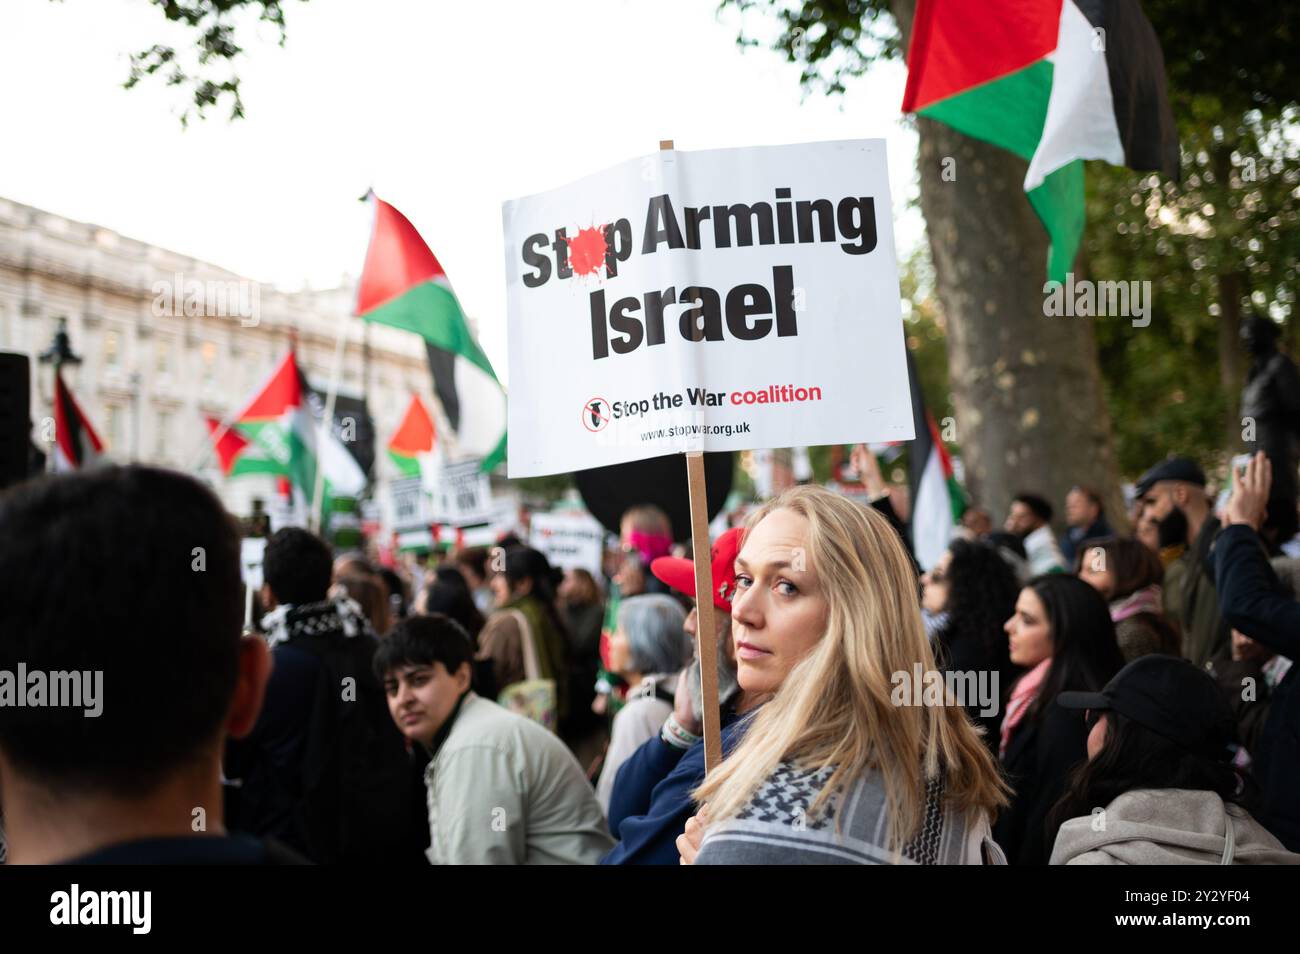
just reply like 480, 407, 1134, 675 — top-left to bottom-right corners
1, 0, 918, 382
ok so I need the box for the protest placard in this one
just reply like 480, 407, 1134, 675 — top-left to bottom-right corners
529, 511, 608, 580
389, 476, 430, 529
502, 138, 912, 478
504, 138, 910, 770
431, 458, 495, 526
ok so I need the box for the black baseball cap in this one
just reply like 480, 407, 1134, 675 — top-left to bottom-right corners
1134, 457, 1206, 498
1058, 655, 1234, 761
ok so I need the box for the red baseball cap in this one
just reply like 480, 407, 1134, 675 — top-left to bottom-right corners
650, 527, 744, 612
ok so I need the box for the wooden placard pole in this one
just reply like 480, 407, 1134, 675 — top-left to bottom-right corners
686, 451, 723, 773
662, 138, 723, 774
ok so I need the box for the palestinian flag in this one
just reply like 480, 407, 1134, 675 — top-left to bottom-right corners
230, 351, 367, 509
388, 394, 438, 487
902, 0, 1180, 281
52, 370, 104, 472
906, 350, 964, 571
356, 194, 506, 471
204, 416, 286, 478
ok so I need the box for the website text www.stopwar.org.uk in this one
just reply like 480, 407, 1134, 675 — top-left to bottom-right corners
580, 383, 822, 441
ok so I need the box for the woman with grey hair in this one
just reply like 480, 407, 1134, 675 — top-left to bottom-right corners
595, 594, 692, 814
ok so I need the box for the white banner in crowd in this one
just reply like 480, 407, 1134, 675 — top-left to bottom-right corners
529, 511, 607, 580
240, 537, 267, 590
389, 476, 431, 531
502, 139, 913, 477
432, 459, 495, 526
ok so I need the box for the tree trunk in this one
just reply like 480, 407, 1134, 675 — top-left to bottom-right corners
892, 0, 1127, 532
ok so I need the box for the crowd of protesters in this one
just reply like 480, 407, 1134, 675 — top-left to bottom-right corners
0, 445, 1298, 865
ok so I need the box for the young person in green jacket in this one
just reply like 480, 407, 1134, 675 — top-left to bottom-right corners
376, 614, 613, 865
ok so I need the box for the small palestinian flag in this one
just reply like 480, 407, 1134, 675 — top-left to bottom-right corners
204, 416, 286, 478
902, 0, 1180, 281
906, 350, 964, 571
356, 194, 506, 471
388, 394, 438, 486
231, 351, 367, 508
52, 370, 104, 472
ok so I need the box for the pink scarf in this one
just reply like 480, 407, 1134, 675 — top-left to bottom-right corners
999, 658, 1052, 759
626, 529, 673, 565
1111, 584, 1163, 623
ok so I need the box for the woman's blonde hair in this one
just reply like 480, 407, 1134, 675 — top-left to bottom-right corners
692, 485, 1009, 853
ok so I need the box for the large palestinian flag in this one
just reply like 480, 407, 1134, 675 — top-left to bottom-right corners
226, 351, 367, 510
52, 370, 104, 472
388, 393, 438, 487
902, 0, 1180, 281
356, 195, 507, 471
906, 350, 964, 571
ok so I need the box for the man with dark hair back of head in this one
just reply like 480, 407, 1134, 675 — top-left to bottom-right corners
225, 527, 426, 863
375, 614, 613, 864
265, 527, 334, 606
1005, 492, 1067, 575
0, 466, 292, 864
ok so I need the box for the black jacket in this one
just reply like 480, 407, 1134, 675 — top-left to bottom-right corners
64, 834, 308, 865
934, 629, 1017, 757
1213, 523, 1300, 851
993, 699, 1089, 865
225, 630, 425, 864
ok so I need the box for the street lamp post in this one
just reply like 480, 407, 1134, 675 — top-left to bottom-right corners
37, 317, 83, 471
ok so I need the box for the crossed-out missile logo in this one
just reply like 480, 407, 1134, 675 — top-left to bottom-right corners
583, 397, 610, 433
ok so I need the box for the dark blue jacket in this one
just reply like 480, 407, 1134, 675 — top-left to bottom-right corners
1060, 515, 1114, 566
1214, 523, 1300, 852
601, 710, 750, 865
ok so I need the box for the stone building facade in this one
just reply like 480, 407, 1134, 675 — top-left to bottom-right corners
0, 195, 455, 521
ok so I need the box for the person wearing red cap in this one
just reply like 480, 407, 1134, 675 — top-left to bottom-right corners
600, 527, 769, 865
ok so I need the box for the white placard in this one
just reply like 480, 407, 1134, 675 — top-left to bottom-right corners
389, 476, 430, 530
502, 139, 913, 478
432, 459, 494, 526
529, 511, 607, 579
240, 537, 267, 591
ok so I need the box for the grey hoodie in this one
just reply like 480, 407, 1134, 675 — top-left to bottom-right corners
1050, 789, 1300, 865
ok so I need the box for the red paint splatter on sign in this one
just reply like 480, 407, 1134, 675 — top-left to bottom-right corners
568, 225, 608, 277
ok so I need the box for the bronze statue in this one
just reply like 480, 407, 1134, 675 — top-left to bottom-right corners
1241, 313, 1300, 542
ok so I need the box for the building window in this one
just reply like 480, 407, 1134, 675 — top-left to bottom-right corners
102, 405, 122, 451
154, 410, 171, 461
201, 341, 218, 386
156, 338, 172, 376
103, 330, 121, 369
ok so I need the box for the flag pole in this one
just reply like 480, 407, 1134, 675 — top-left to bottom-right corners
658, 137, 722, 774
188, 416, 232, 473
310, 307, 352, 534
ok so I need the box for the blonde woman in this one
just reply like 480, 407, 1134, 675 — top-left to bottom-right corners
686, 486, 1009, 864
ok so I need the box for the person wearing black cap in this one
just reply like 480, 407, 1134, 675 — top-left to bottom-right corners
601, 528, 755, 865
1134, 456, 1228, 667
1047, 655, 1299, 864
